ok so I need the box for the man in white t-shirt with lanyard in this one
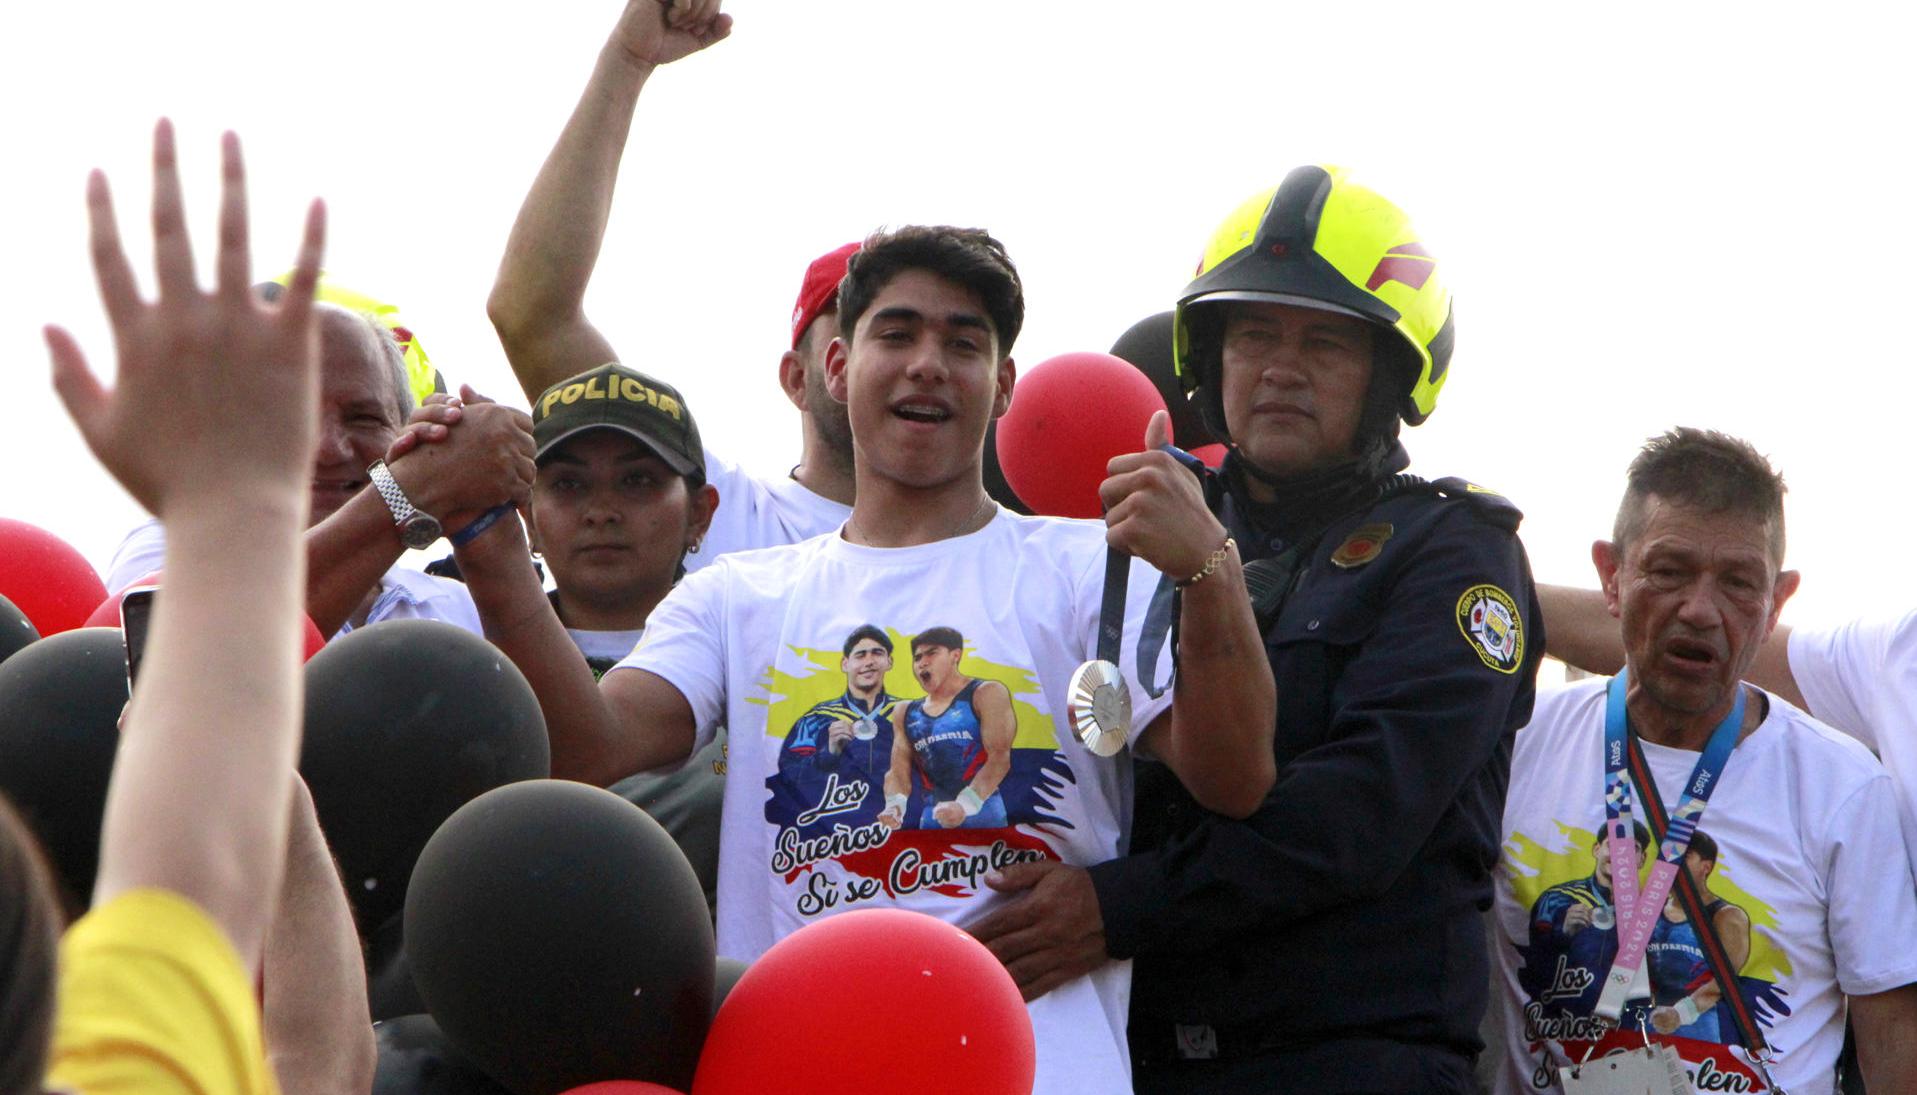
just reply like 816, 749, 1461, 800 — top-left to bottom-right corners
448, 223, 1278, 1093
1491, 428, 1917, 1094
1544, 567, 1917, 890
486, 0, 852, 566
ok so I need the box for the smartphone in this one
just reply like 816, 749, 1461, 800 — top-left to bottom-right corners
119, 585, 159, 690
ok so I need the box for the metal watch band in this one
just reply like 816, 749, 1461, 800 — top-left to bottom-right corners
367, 460, 420, 525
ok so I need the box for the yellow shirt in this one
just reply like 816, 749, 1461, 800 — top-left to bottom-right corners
48, 888, 279, 1095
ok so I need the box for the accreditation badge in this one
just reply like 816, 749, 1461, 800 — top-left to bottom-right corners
1558, 1042, 1689, 1095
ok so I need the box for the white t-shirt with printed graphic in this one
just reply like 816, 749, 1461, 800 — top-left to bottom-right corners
681, 447, 850, 576
1490, 679, 1917, 1095
1787, 612, 1917, 877
617, 509, 1174, 1095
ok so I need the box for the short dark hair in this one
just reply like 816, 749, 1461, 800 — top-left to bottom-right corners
1687, 829, 1719, 864
1590, 821, 1652, 852
0, 796, 61, 1093
910, 626, 965, 655
842, 624, 893, 657
1612, 427, 1787, 565
836, 227, 1024, 356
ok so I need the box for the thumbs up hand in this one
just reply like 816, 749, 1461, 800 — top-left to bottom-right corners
1097, 410, 1228, 580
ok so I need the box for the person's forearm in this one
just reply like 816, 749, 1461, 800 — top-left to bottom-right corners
968, 753, 1012, 802
1538, 584, 1627, 676
265, 781, 375, 1095
303, 489, 404, 637
97, 493, 307, 966
1157, 546, 1277, 817
489, 40, 652, 400
1852, 984, 1917, 1091
453, 522, 646, 784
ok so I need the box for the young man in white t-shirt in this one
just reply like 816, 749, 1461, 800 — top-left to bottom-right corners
450, 225, 1277, 1093
1492, 428, 1917, 1094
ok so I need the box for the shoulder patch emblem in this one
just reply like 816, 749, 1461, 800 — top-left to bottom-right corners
1456, 583, 1524, 673
1330, 523, 1394, 569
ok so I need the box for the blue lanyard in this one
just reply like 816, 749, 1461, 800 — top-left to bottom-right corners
1603, 669, 1743, 864
1593, 669, 1744, 1019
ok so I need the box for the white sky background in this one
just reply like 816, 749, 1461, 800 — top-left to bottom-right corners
2, 2, 1910, 633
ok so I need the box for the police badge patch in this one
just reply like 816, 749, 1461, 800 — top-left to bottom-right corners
1330, 523, 1394, 568
1455, 583, 1524, 674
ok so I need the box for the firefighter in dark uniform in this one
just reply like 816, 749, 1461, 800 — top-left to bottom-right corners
969, 165, 1544, 1093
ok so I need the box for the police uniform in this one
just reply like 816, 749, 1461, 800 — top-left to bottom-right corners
1089, 459, 1543, 1094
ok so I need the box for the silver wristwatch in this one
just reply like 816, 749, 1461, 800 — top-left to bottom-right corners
367, 460, 443, 550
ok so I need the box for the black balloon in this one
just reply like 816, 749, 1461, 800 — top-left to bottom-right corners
1110, 310, 1218, 450
300, 619, 549, 928
712, 956, 749, 1019
404, 780, 715, 1095
373, 1014, 514, 1095
0, 593, 38, 668
367, 912, 429, 1022
981, 419, 1032, 515
0, 627, 126, 913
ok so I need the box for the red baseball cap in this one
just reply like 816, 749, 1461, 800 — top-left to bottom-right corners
790, 242, 861, 350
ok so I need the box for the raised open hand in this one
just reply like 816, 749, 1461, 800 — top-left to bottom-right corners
613, 0, 733, 69
46, 120, 326, 520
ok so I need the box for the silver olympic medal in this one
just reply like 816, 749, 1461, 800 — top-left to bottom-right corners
1591, 905, 1616, 931
1067, 658, 1132, 758
852, 715, 878, 741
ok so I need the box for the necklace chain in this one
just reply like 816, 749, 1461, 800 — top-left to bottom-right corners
845, 494, 994, 546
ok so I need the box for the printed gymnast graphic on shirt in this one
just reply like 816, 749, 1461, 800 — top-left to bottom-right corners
764, 623, 1079, 920
1489, 680, 1917, 1095
1502, 818, 1790, 1093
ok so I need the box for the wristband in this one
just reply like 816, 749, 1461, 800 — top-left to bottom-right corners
886, 793, 908, 816
1673, 996, 1701, 1026
1175, 537, 1235, 589
451, 504, 514, 548
956, 787, 986, 817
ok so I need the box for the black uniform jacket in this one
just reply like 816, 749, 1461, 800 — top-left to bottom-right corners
1089, 466, 1544, 1060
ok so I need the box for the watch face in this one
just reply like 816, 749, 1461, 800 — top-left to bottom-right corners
401, 513, 443, 550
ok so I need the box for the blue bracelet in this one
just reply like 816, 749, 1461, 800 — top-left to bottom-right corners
450, 504, 514, 548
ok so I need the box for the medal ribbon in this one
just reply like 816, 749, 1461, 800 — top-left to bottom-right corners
1593, 668, 1743, 1022
1132, 445, 1210, 700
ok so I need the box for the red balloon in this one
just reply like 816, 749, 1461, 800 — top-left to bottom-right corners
995, 352, 1167, 519
0, 518, 107, 638
693, 909, 1033, 1095
83, 571, 165, 630
561, 1083, 685, 1095
84, 571, 327, 661
1191, 442, 1230, 468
